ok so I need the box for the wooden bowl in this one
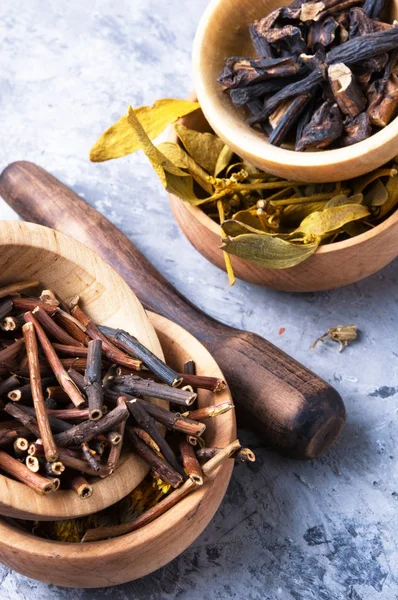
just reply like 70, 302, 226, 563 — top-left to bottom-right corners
193, 0, 398, 183
0, 220, 165, 520
169, 109, 398, 292
0, 311, 236, 588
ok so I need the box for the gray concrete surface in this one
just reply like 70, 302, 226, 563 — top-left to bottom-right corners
0, 1, 397, 598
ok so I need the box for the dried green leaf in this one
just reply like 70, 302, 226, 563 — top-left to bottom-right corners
342, 221, 370, 237
222, 219, 267, 237
157, 142, 213, 194
223, 219, 305, 240
222, 234, 319, 269
232, 209, 267, 231
281, 201, 328, 227
379, 174, 398, 218
297, 204, 370, 236
353, 168, 398, 193
125, 106, 199, 203
175, 124, 226, 175
90, 99, 200, 162
215, 145, 235, 177
325, 194, 363, 208
363, 179, 388, 207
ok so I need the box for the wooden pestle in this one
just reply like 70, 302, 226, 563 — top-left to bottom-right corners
0, 161, 346, 459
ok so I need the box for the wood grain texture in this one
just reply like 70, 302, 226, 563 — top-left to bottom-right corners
193, 0, 398, 182
0, 220, 163, 520
0, 311, 236, 588
169, 107, 398, 291
0, 161, 346, 458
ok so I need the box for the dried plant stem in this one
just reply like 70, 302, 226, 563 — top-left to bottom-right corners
0, 339, 25, 376
39, 289, 60, 307
235, 448, 256, 462
54, 310, 90, 345
0, 299, 13, 320
106, 431, 121, 445
18, 404, 73, 433
82, 439, 241, 542
180, 439, 204, 485
63, 470, 93, 498
71, 306, 142, 371
197, 446, 256, 462
98, 326, 182, 387
107, 397, 127, 472
1, 315, 24, 332
217, 199, 236, 286
4, 402, 41, 437
177, 373, 226, 393
183, 360, 196, 376
0, 374, 20, 397
57, 448, 111, 478
126, 426, 183, 488
8, 376, 56, 403
53, 402, 129, 447
184, 402, 235, 420
110, 376, 197, 406
32, 307, 83, 347
0, 426, 32, 447
52, 344, 89, 357
84, 339, 104, 420
10, 297, 58, 315
67, 368, 85, 391
45, 461, 65, 476
132, 427, 161, 454
196, 447, 222, 459
45, 408, 90, 421
136, 397, 206, 437
23, 322, 58, 462
0, 280, 39, 299
0, 450, 55, 494
26, 455, 40, 473
81, 442, 100, 472
13, 437, 29, 457
24, 312, 86, 408
126, 398, 183, 475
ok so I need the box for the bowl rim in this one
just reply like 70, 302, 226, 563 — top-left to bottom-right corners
193, 0, 398, 171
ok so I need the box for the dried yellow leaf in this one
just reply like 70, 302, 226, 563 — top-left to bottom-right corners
125, 106, 199, 203
157, 141, 213, 194
297, 204, 370, 236
222, 234, 319, 269
175, 124, 225, 175
90, 99, 199, 162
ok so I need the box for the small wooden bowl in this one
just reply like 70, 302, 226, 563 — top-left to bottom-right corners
0, 220, 165, 520
193, 0, 398, 183
0, 311, 236, 588
169, 108, 398, 292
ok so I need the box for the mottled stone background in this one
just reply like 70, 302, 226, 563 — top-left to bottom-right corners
0, 1, 397, 598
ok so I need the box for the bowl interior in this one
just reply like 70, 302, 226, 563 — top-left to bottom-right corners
193, 0, 398, 181
0, 220, 164, 520
0, 312, 236, 588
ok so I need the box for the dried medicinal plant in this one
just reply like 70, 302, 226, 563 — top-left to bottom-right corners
218, 0, 398, 149
90, 99, 398, 283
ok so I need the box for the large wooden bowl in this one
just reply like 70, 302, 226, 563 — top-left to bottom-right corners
0, 311, 236, 588
193, 0, 398, 183
169, 109, 398, 292
0, 220, 165, 520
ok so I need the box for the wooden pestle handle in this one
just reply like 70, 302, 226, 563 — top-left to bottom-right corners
0, 162, 346, 459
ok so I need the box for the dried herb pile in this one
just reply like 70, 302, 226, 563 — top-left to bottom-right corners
218, 0, 398, 149
0, 280, 251, 538
90, 99, 398, 283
